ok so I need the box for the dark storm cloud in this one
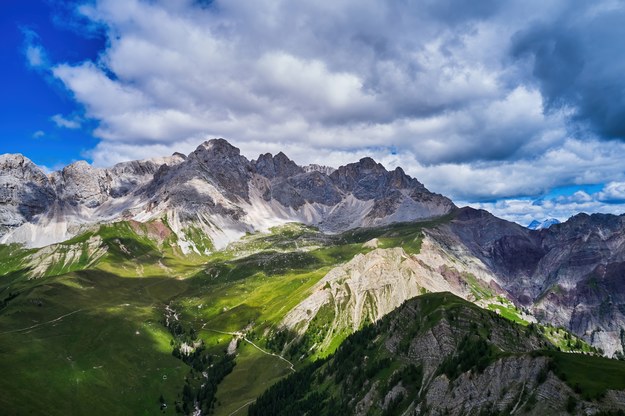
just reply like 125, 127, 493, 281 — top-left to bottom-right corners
511, 3, 625, 140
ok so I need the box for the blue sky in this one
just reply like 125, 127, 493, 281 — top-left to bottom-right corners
1, 0, 104, 169
3, 0, 625, 225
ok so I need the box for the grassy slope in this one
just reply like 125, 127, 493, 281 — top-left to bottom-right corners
0, 221, 380, 415
0, 270, 190, 415
547, 350, 625, 400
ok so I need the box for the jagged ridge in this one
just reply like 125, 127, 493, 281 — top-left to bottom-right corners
0, 139, 455, 251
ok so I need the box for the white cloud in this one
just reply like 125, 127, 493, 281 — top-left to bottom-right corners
597, 182, 625, 203
51, 114, 81, 129
52, 0, 542, 153
25, 45, 46, 68
22, 28, 49, 69
32, 130, 45, 139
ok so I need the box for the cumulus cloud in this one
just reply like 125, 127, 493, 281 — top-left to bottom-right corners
597, 182, 625, 204
32, 130, 45, 139
39, 0, 625, 222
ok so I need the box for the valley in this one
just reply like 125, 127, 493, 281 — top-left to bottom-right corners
0, 213, 615, 415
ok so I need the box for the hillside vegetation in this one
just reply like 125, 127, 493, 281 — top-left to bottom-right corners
251, 293, 625, 415
0, 216, 619, 415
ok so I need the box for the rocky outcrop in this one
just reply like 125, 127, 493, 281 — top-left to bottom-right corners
282, 247, 463, 346
303, 164, 336, 176
255, 293, 625, 415
418, 357, 567, 416
52, 161, 110, 208
107, 155, 184, 198
281, 239, 502, 350
253, 152, 304, 179
25, 235, 107, 279
0, 154, 56, 230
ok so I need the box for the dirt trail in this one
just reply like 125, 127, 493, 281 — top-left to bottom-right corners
0, 303, 139, 335
226, 399, 256, 416
202, 326, 295, 372
0, 308, 87, 335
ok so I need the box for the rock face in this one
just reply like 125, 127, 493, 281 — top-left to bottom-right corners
0, 154, 56, 231
427, 207, 625, 356
303, 163, 335, 176
282, 240, 502, 349
0, 139, 455, 252
52, 161, 110, 208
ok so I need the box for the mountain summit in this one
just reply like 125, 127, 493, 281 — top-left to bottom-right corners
0, 139, 454, 250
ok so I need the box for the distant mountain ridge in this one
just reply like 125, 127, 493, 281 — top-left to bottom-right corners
528, 218, 561, 230
425, 208, 625, 355
0, 139, 454, 249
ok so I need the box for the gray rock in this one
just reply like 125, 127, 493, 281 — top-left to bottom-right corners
253, 152, 304, 179
430, 207, 625, 356
303, 163, 336, 176
52, 161, 109, 208
0, 154, 56, 231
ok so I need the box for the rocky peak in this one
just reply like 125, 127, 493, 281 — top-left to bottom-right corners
540, 213, 625, 245
0, 138, 456, 247
0, 154, 56, 227
106, 155, 185, 198
60, 160, 93, 174
566, 212, 622, 229
274, 152, 302, 176
330, 157, 403, 199
253, 151, 303, 179
453, 207, 494, 222
182, 138, 252, 201
53, 161, 109, 208
191, 138, 242, 160
0, 154, 49, 182
389, 166, 420, 190
356, 156, 379, 170
303, 164, 336, 175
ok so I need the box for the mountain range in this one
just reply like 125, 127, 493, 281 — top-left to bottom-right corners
2, 138, 625, 415
0, 138, 453, 249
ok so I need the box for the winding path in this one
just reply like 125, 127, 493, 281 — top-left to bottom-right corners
202, 326, 295, 372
